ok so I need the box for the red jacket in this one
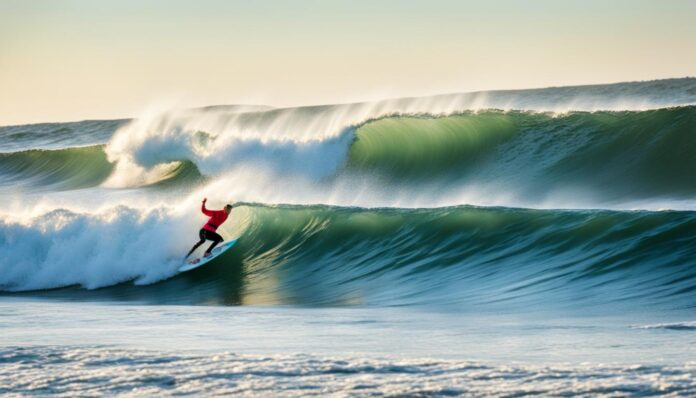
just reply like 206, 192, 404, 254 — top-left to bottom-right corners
201, 203, 228, 232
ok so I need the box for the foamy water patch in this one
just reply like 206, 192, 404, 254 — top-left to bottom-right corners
1, 346, 694, 397
0, 206, 199, 291
632, 322, 696, 331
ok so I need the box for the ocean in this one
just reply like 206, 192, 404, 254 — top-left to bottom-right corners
1, 78, 695, 396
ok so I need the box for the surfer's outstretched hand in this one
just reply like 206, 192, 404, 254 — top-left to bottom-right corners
202, 198, 207, 204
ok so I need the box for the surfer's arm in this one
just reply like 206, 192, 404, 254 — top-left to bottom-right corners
201, 199, 213, 216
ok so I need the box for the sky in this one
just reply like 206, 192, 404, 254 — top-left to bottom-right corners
1, 0, 695, 126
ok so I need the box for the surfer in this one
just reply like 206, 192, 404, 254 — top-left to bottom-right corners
185, 198, 234, 259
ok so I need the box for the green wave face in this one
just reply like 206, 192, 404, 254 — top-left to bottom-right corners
0, 145, 204, 191
231, 205, 696, 308
347, 107, 696, 201
348, 113, 520, 178
0, 146, 114, 190
21, 204, 696, 309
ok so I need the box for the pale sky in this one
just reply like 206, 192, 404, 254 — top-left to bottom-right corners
1, 0, 695, 126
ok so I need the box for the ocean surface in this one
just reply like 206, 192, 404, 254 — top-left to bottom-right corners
1, 78, 696, 396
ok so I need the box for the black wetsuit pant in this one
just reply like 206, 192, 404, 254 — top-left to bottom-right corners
186, 229, 224, 258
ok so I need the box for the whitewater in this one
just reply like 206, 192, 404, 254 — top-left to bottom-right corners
2, 78, 696, 396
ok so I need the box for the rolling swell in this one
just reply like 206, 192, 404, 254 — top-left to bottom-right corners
16, 204, 696, 311
96, 106, 696, 209
0, 146, 113, 190
347, 107, 696, 202
0, 119, 126, 152
0, 145, 203, 191
5, 107, 695, 199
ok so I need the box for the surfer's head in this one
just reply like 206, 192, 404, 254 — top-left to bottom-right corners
224, 204, 233, 214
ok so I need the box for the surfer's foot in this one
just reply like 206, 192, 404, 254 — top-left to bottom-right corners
203, 252, 212, 258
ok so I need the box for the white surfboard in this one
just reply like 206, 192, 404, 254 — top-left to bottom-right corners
179, 239, 238, 272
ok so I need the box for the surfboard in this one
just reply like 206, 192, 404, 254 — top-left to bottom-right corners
179, 239, 238, 272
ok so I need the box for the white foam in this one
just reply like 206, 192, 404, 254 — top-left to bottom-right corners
0, 206, 201, 291
2, 346, 694, 397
